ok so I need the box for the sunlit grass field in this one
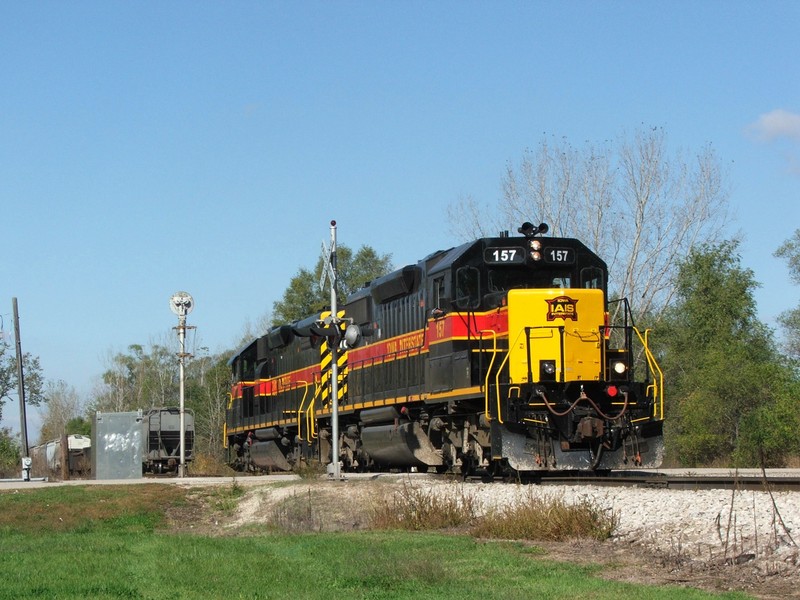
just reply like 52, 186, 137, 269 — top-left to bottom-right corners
0, 484, 749, 599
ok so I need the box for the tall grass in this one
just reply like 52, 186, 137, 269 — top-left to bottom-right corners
369, 480, 479, 530
189, 452, 238, 476
474, 494, 619, 541
369, 480, 618, 541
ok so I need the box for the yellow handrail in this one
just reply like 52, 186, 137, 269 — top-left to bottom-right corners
493, 352, 512, 424
306, 382, 322, 441
480, 329, 499, 421
633, 327, 664, 420
295, 380, 310, 440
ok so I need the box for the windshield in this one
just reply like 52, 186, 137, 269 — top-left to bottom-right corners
487, 269, 572, 292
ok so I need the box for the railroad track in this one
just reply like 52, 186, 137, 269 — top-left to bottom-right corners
6, 468, 800, 492
512, 471, 800, 492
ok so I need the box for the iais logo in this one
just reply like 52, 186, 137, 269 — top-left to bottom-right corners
545, 296, 578, 321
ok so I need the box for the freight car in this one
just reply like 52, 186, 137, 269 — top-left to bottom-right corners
142, 407, 194, 474
225, 222, 664, 475
30, 434, 92, 477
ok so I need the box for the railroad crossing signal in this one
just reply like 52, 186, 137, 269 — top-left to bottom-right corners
319, 240, 336, 293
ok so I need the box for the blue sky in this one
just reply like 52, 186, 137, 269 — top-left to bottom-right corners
2, 2, 799, 438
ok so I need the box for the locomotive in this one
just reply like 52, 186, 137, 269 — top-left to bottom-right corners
225, 222, 664, 475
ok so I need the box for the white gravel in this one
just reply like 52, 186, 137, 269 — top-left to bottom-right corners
416, 476, 800, 578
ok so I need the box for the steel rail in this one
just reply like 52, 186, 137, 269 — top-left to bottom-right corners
508, 472, 800, 492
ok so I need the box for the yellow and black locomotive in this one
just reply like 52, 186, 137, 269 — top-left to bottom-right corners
225, 222, 664, 474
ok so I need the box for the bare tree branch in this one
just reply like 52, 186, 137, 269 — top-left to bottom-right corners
447, 127, 731, 320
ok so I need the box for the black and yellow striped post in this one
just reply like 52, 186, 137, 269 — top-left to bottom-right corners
319, 310, 348, 409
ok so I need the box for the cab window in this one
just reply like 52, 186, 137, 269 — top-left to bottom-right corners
580, 267, 604, 290
455, 266, 480, 309
431, 275, 446, 309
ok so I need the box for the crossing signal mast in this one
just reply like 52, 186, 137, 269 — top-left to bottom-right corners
169, 291, 194, 478
319, 220, 343, 480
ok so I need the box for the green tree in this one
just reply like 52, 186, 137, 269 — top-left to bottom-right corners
735, 368, 800, 466
90, 337, 233, 461
659, 241, 799, 466
91, 342, 178, 413
272, 244, 392, 325
65, 416, 91, 436
775, 229, 800, 360
0, 427, 21, 478
0, 342, 46, 423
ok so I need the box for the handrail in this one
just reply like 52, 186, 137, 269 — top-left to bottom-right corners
480, 329, 499, 421
294, 380, 310, 441
633, 327, 664, 420
306, 381, 321, 441
493, 326, 530, 423
493, 350, 511, 424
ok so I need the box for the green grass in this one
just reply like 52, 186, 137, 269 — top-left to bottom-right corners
206, 478, 245, 514
0, 485, 750, 600
0, 531, 750, 600
0, 485, 186, 535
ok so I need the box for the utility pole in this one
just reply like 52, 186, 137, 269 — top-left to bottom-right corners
12, 298, 29, 458
169, 292, 194, 478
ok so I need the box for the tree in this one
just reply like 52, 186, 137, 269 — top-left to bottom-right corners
775, 229, 800, 360
0, 342, 46, 423
38, 380, 84, 443
659, 241, 799, 466
90, 341, 179, 413
65, 416, 91, 436
448, 127, 730, 321
89, 337, 233, 461
271, 244, 393, 325
186, 351, 232, 460
0, 427, 20, 478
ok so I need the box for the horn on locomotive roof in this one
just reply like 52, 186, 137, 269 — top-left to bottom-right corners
518, 222, 549, 238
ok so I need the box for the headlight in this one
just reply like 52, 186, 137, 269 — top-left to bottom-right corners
540, 360, 557, 381
529, 240, 542, 251
530, 251, 542, 261
612, 361, 626, 374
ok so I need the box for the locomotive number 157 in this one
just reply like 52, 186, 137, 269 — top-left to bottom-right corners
484, 247, 524, 264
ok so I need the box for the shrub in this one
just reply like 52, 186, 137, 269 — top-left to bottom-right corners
472, 493, 619, 542
369, 480, 478, 530
369, 481, 618, 542
0, 428, 20, 479
189, 452, 237, 476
